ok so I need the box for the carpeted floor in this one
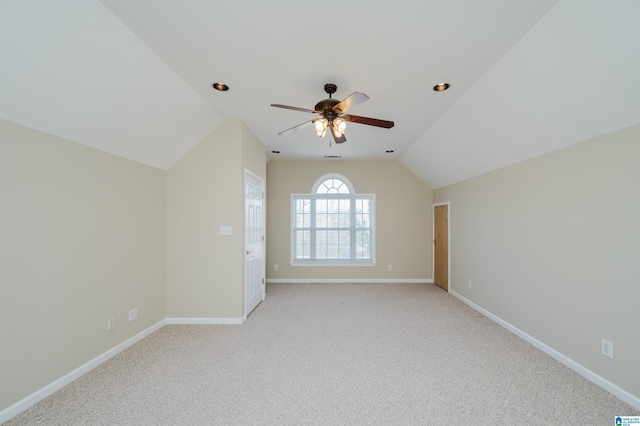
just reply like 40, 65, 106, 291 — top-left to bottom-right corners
5, 283, 638, 425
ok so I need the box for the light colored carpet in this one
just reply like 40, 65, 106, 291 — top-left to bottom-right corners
5, 283, 638, 425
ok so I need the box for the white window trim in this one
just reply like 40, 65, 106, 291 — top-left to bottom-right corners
290, 174, 376, 267
312, 173, 355, 194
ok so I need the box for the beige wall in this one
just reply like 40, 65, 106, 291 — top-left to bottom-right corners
166, 120, 266, 319
5, 110, 635, 412
0, 119, 166, 410
241, 122, 267, 180
266, 160, 433, 281
0, 117, 266, 413
434, 124, 640, 398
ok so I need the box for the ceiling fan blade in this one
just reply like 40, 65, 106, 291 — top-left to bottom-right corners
330, 125, 347, 144
332, 92, 369, 114
278, 120, 314, 136
343, 114, 394, 129
271, 104, 320, 114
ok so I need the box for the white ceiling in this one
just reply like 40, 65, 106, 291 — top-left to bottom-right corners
1, 0, 639, 188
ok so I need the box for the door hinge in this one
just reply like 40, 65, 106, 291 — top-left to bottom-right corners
262, 235, 265, 241
262, 278, 265, 284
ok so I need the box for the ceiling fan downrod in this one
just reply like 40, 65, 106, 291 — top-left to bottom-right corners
315, 84, 340, 119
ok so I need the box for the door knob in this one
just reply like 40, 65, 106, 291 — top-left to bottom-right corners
246, 250, 251, 255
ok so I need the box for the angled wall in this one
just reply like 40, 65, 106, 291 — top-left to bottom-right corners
1, 117, 267, 415
0, 119, 166, 411
434, 124, 640, 401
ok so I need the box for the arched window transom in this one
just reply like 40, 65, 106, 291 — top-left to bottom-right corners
312, 174, 354, 194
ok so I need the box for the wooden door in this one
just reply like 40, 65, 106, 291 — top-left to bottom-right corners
434, 204, 449, 291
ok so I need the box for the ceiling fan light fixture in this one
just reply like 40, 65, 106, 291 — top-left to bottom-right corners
314, 118, 328, 137
433, 82, 450, 92
333, 118, 347, 135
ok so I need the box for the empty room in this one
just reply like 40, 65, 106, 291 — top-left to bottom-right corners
1, 0, 638, 424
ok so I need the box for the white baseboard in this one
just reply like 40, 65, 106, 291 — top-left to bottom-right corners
449, 290, 640, 411
0, 319, 166, 424
166, 317, 245, 325
266, 278, 433, 284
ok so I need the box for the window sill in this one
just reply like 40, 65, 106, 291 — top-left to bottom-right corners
290, 261, 376, 267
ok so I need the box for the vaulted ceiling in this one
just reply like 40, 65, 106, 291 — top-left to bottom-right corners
1, 1, 639, 189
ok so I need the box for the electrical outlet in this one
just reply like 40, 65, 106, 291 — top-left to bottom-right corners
467, 281, 472, 290
129, 308, 138, 322
388, 264, 393, 271
601, 339, 613, 359
107, 318, 115, 331
274, 264, 279, 271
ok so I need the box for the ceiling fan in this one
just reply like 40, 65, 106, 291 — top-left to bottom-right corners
270, 83, 394, 144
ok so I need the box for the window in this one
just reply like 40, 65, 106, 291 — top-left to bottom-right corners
291, 174, 375, 265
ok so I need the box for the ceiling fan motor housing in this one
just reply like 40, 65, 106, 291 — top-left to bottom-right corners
315, 98, 340, 120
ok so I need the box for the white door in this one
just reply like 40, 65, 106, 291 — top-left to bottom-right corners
245, 170, 265, 317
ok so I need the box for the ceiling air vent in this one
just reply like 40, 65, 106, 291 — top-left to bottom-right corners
324, 155, 342, 159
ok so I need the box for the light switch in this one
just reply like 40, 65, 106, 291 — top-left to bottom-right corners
219, 226, 233, 235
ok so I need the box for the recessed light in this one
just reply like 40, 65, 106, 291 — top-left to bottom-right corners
271, 150, 280, 154
385, 150, 395, 153
433, 82, 450, 92
212, 82, 229, 91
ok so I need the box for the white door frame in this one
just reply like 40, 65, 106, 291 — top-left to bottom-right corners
244, 169, 266, 319
432, 201, 451, 293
